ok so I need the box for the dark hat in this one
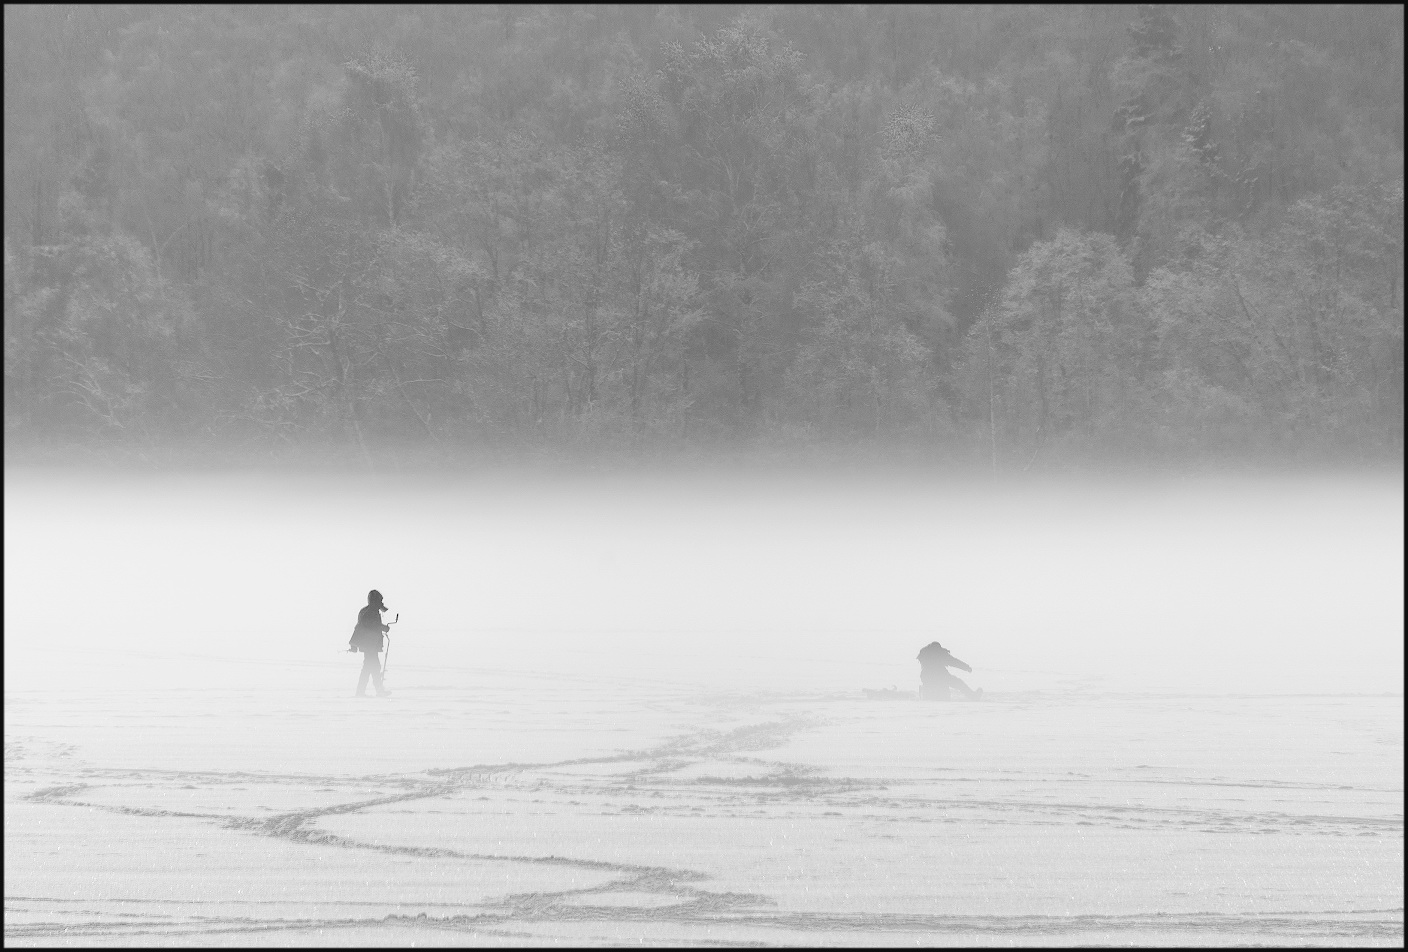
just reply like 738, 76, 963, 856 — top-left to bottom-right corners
368, 589, 386, 608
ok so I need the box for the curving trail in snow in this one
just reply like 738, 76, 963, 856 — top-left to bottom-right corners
6, 675, 1402, 947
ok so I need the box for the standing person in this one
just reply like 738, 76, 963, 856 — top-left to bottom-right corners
349, 589, 391, 697
917, 641, 982, 700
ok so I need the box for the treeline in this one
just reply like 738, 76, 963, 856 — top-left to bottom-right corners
4, 5, 1402, 466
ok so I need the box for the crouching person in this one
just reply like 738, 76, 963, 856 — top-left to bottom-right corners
917, 641, 982, 701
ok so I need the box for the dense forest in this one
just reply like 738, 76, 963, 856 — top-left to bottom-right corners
4, 5, 1403, 467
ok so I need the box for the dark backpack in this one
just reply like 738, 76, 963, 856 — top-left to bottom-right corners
349, 605, 383, 651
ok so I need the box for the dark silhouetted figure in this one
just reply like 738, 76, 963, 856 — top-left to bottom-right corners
349, 589, 391, 697
917, 641, 981, 701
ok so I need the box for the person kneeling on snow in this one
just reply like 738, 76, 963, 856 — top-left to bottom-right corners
349, 589, 391, 697
917, 641, 981, 700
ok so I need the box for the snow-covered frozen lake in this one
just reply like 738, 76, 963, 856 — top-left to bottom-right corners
5, 467, 1403, 946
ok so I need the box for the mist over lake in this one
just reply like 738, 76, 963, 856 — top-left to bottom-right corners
6, 468, 1402, 698
6, 468, 1402, 946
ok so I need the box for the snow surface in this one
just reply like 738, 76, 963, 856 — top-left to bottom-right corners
4, 468, 1403, 946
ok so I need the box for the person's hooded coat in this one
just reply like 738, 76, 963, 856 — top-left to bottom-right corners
917, 641, 972, 677
350, 602, 389, 652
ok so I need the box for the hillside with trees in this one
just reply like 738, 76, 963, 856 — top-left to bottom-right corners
4, 4, 1402, 467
